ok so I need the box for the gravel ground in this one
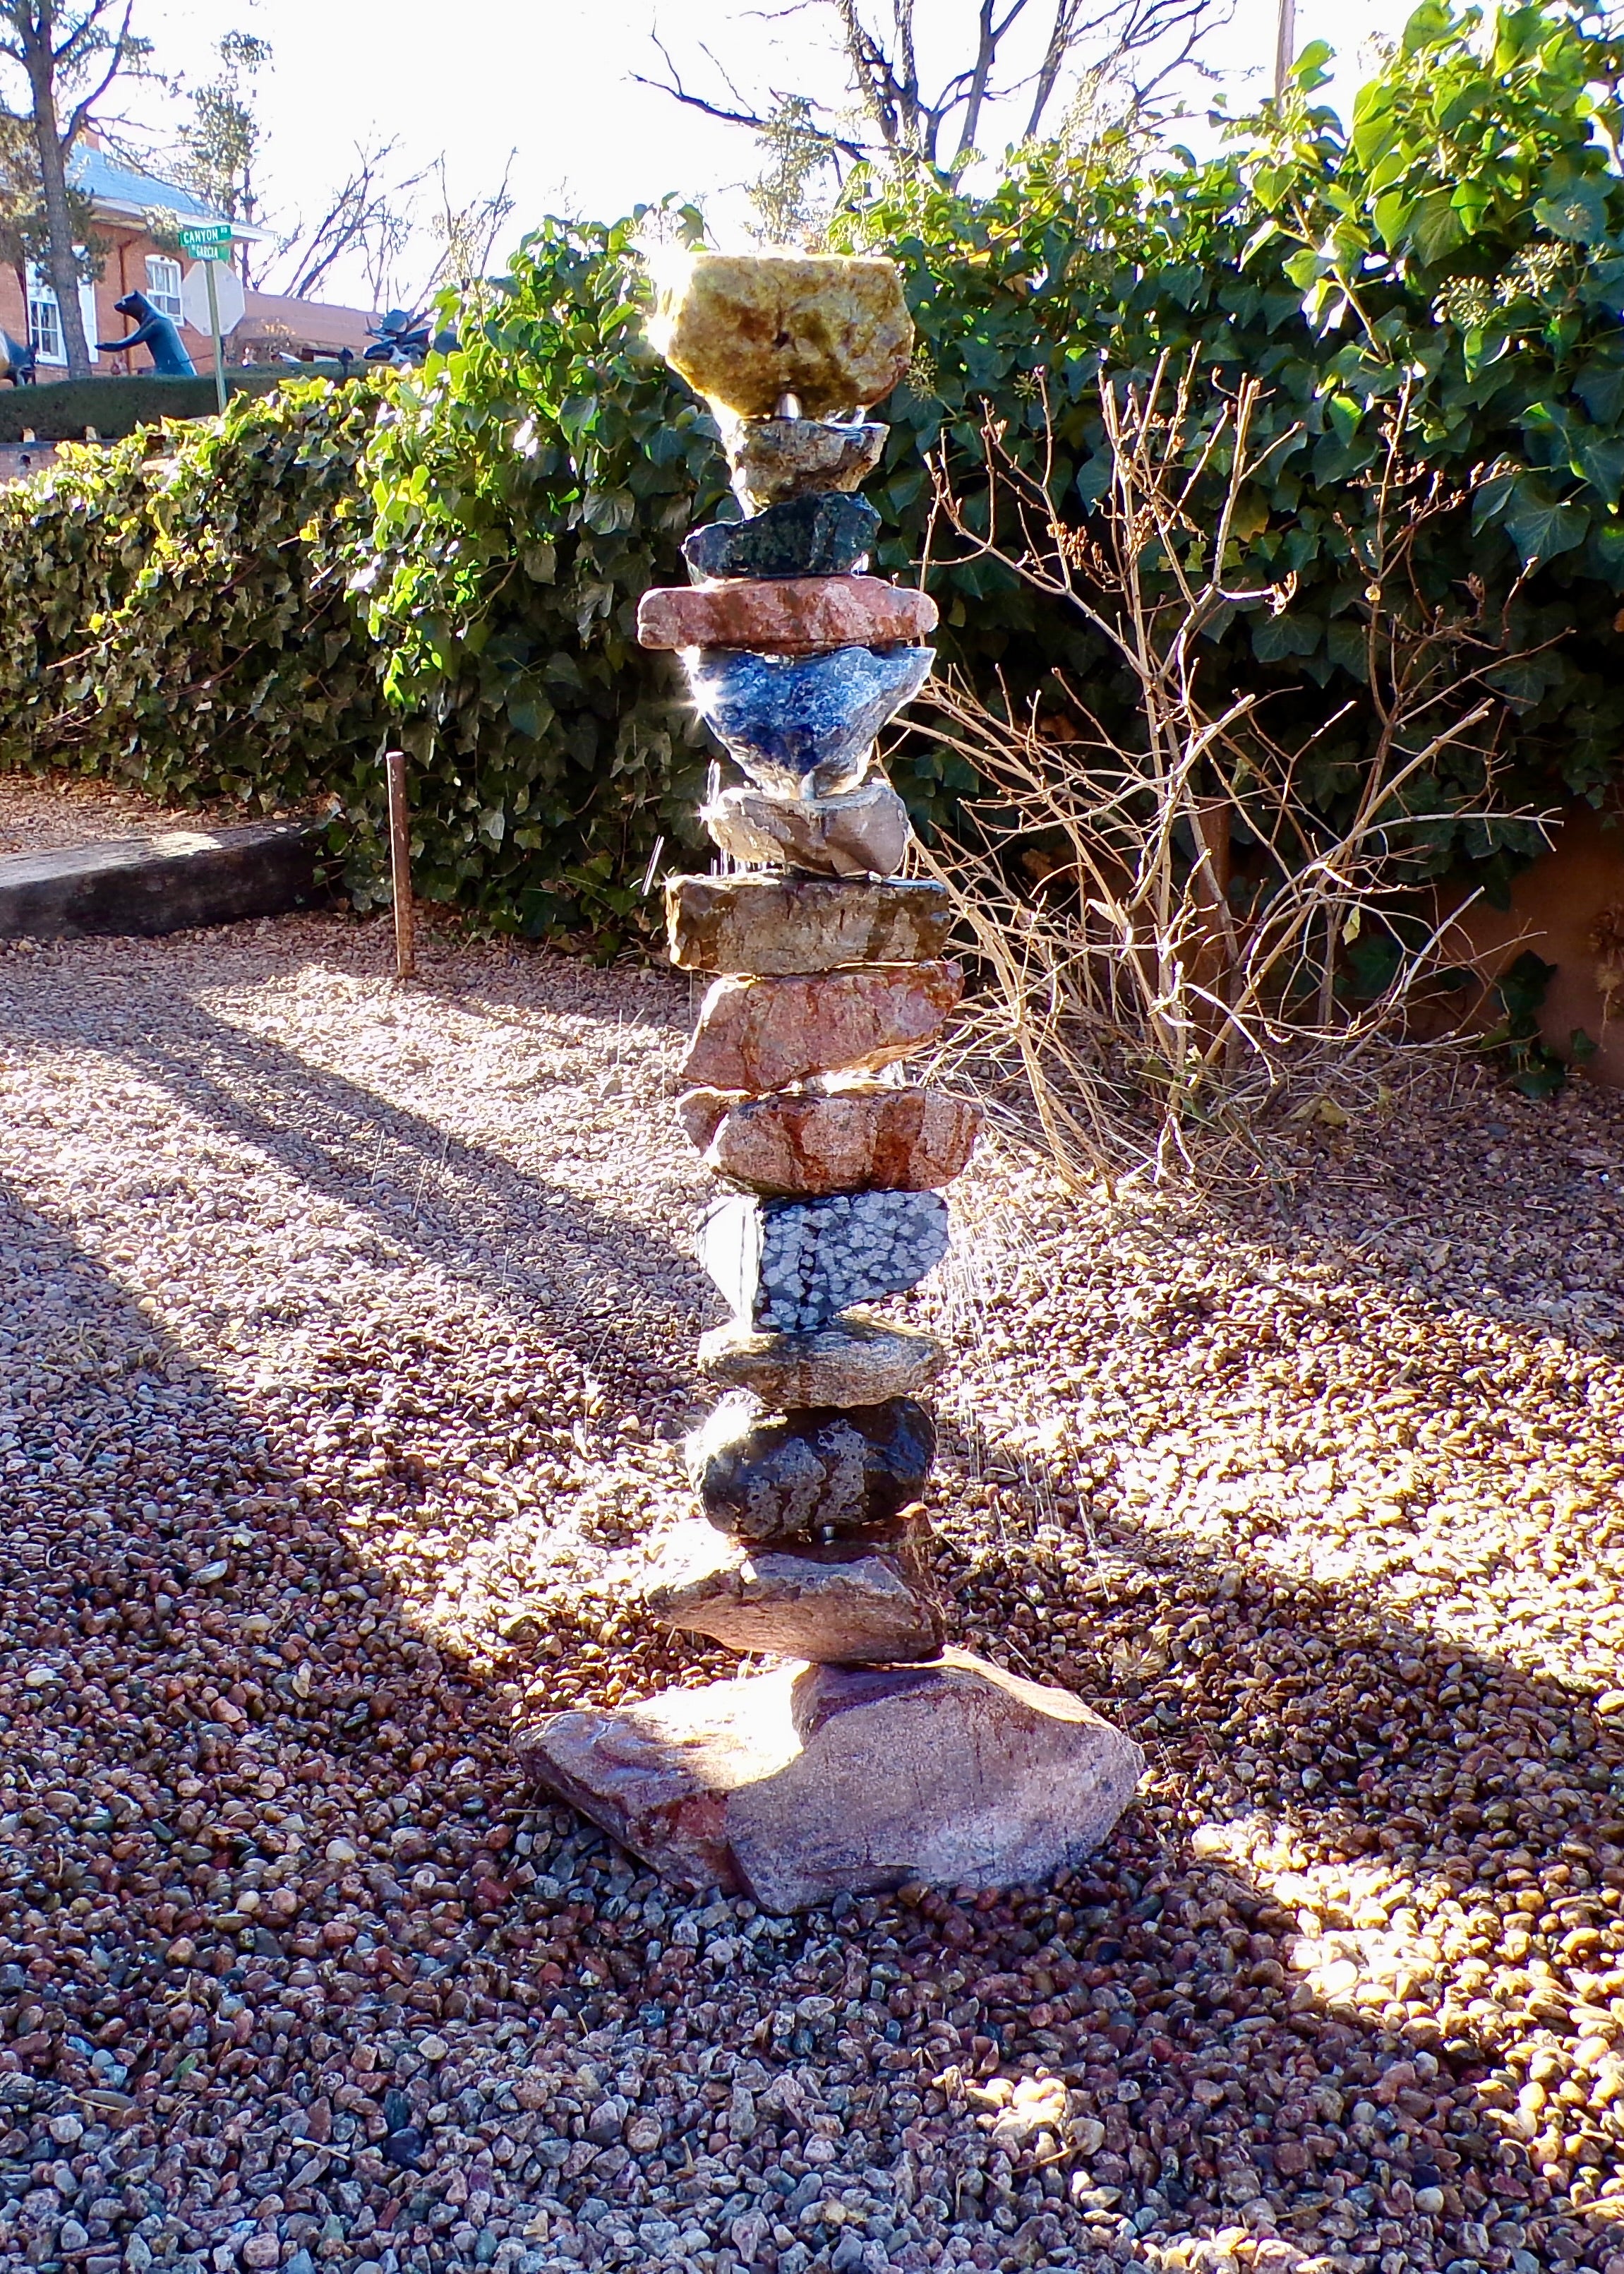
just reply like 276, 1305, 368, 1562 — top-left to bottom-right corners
0, 770, 286, 857
3, 906, 1624, 2274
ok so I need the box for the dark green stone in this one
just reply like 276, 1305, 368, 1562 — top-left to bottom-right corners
684, 492, 882, 583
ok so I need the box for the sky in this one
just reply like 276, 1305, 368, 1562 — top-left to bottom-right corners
100, 0, 1421, 309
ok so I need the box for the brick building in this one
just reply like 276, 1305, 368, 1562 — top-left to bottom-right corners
1, 138, 376, 381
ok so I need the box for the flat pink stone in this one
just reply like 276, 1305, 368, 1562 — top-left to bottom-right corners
682, 962, 963, 1090
637, 575, 937, 654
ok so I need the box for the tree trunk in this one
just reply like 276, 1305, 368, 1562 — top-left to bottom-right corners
24, 14, 92, 378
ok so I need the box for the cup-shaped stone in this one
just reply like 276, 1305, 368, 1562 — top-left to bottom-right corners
701, 1188, 949, 1334
728, 417, 888, 510
702, 777, 914, 880
639, 577, 936, 657
684, 492, 882, 582
682, 961, 962, 1089
667, 875, 952, 977
686, 645, 935, 800
697, 1310, 946, 1408
650, 252, 913, 420
685, 1392, 936, 1542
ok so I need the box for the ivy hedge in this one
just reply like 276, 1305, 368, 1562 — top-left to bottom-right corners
0, 368, 299, 446
2, 0, 1622, 947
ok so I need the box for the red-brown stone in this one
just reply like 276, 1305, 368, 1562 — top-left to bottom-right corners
637, 575, 937, 654
704, 1084, 982, 1195
681, 960, 963, 1091
517, 1649, 1145, 1912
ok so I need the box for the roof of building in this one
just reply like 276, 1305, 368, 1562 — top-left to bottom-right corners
236, 290, 378, 357
70, 145, 224, 225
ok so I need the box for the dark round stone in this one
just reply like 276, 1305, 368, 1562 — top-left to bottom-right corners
683, 491, 881, 582
687, 1395, 936, 1542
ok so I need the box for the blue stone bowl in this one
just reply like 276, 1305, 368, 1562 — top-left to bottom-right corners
686, 645, 936, 799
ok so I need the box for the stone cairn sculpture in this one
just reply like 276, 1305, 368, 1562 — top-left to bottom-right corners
522, 253, 1143, 1915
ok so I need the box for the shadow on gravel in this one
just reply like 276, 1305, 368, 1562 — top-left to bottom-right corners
0, 1173, 525, 2092
4, 1156, 1616, 2274
924, 1408, 1624, 2272
2, 985, 708, 1387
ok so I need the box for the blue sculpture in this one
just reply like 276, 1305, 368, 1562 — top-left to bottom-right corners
0, 329, 36, 384
97, 291, 197, 378
686, 643, 936, 799
363, 308, 459, 365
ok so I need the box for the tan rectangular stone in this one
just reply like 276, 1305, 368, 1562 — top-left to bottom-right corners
666, 873, 952, 976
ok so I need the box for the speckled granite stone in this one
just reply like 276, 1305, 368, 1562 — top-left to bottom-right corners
683, 492, 881, 582
651, 253, 913, 419
685, 645, 935, 799
700, 1187, 949, 1333
701, 777, 914, 878
728, 417, 888, 510
685, 1392, 936, 1542
638, 575, 936, 657
695, 1310, 946, 1407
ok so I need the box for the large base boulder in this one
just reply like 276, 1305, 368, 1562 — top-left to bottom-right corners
517, 1649, 1145, 1913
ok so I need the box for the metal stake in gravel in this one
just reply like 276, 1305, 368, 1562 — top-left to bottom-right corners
385, 746, 416, 981
519, 250, 1144, 1910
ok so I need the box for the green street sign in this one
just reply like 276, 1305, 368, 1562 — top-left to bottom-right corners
179, 223, 233, 256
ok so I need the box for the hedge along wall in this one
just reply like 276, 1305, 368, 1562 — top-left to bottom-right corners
4, 1, 1623, 951
819, 0, 1624, 909
0, 368, 308, 448
0, 380, 391, 825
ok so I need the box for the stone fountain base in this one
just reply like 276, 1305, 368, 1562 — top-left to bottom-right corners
519, 1648, 1145, 1915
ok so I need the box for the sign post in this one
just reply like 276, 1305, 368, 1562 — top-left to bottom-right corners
178, 223, 236, 412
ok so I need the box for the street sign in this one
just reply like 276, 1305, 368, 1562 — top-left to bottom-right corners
180, 253, 245, 415
178, 222, 233, 258
181, 259, 245, 337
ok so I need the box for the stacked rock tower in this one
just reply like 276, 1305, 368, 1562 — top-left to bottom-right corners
522, 253, 1142, 1915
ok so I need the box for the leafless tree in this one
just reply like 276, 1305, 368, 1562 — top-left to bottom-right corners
639, 0, 1229, 176
265, 139, 422, 307
421, 150, 515, 295
0, 0, 147, 374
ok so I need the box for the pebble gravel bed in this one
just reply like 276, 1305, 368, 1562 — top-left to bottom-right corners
0, 772, 260, 858
2, 905, 1624, 2274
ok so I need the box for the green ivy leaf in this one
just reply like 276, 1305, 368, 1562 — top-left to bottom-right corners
1534, 180, 1610, 242
1500, 475, 1590, 564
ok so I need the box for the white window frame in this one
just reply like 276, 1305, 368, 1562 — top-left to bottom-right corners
25, 263, 100, 368
145, 254, 183, 320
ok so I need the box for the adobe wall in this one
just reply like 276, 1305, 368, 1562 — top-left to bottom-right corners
1442, 806, 1624, 1084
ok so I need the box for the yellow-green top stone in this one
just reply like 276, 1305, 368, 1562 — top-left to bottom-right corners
650, 252, 913, 420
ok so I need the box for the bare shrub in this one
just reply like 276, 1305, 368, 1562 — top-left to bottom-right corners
911, 354, 1554, 1187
